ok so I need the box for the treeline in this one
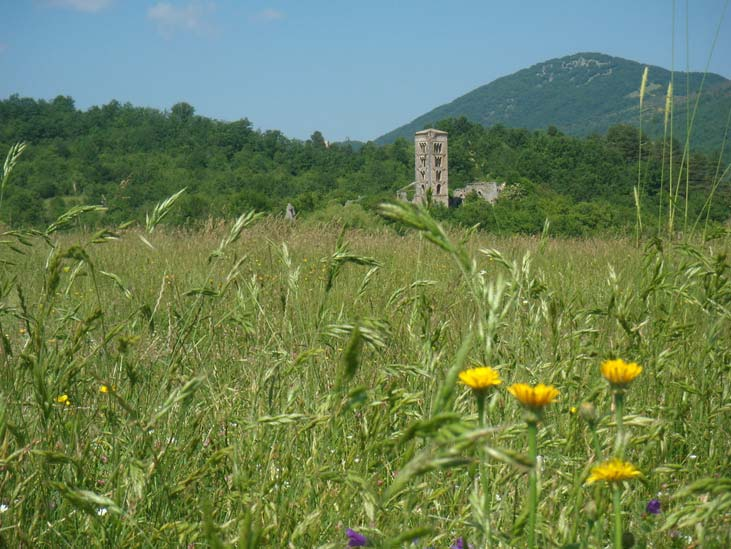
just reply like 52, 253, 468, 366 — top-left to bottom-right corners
432, 118, 730, 235
0, 94, 728, 235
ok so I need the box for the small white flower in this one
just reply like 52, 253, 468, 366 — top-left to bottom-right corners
96, 507, 108, 516
0, 503, 8, 513
495, 493, 502, 502
689, 454, 697, 460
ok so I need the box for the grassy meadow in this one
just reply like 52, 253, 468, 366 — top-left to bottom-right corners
0, 205, 730, 548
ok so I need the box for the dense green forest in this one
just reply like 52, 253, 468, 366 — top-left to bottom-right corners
1, 94, 729, 235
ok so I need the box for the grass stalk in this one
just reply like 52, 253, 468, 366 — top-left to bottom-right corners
635, 67, 648, 246
658, 82, 671, 237
668, 0, 676, 236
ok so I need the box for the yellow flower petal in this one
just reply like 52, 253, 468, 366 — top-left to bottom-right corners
586, 458, 642, 484
601, 359, 642, 388
507, 383, 559, 410
458, 367, 502, 390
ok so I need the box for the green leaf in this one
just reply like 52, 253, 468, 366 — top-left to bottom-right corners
51, 482, 122, 516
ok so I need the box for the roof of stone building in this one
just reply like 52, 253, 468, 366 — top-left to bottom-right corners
414, 128, 448, 135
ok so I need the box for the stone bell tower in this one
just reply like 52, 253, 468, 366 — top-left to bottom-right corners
414, 129, 448, 206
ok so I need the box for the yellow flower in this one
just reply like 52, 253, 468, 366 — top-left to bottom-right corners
586, 458, 642, 484
56, 394, 70, 406
601, 359, 642, 388
100, 385, 109, 393
459, 366, 502, 391
508, 383, 559, 410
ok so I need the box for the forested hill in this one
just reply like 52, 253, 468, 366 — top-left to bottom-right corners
0, 95, 729, 235
376, 52, 731, 152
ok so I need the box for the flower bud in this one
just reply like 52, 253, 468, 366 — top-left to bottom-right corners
579, 402, 598, 425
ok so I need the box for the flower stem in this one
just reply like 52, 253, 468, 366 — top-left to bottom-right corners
527, 421, 538, 549
477, 391, 491, 546
480, 462, 493, 548
590, 426, 602, 461
612, 484, 622, 549
477, 392, 486, 428
614, 392, 625, 458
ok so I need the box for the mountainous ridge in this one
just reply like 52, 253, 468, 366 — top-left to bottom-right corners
376, 52, 731, 152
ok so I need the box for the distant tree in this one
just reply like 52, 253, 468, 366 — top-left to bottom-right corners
171, 102, 195, 122
3, 188, 45, 227
309, 130, 326, 148
52, 95, 76, 112
606, 124, 640, 162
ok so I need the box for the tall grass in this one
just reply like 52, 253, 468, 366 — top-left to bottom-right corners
652, 0, 731, 240
0, 173, 730, 546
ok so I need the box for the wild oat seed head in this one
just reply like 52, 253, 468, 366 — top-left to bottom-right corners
601, 359, 642, 388
586, 458, 642, 484
459, 366, 502, 391
664, 82, 673, 129
639, 66, 649, 109
507, 383, 559, 410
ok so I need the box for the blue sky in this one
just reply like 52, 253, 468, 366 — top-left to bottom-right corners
1, 1, 730, 141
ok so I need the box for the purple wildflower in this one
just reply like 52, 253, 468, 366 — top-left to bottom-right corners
646, 498, 662, 515
451, 539, 464, 549
346, 528, 368, 547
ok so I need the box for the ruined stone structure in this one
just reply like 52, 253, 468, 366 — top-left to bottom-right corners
285, 203, 296, 221
413, 129, 449, 207
452, 182, 505, 204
